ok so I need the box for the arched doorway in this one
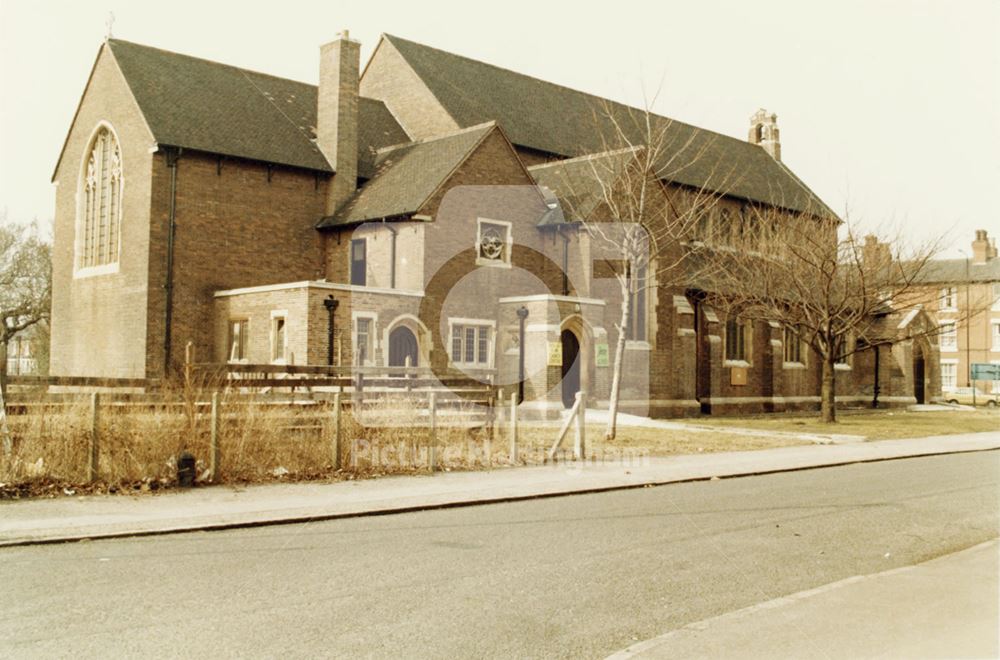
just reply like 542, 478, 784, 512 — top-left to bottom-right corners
913, 343, 925, 404
388, 326, 419, 367
561, 329, 581, 408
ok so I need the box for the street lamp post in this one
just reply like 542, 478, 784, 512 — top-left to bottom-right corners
516, 306, 529, 404
323, 296, 339, 367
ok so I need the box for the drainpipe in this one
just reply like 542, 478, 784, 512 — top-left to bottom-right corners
387, 224, 397, 289
561, 230, 570, 296
163, 147, 182, 375
324, 296, 339, 366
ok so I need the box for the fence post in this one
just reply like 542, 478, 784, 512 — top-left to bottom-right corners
428, 391, 437, 472
88, 392, 100, 483
509, 391, 518, 464
574, 390, 586, 460
332, 392, 342, 470
184, 342, 194, 387
209, 392, 220, 481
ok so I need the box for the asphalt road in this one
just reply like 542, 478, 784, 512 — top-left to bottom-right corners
2, 451, 998, 659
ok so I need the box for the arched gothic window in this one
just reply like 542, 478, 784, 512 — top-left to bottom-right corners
79, 126, 123, 269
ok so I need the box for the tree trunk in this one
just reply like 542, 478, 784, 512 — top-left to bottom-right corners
0, 339, 8, 412
0, 339, 10, 455
820, 354, 837, 423
605, 281, 631, 441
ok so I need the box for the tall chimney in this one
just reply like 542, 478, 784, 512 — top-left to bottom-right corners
318, 30, 360, 215
748, 109, 781, 161
971, 229, 995, 264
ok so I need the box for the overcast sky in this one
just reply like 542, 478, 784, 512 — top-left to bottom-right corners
1, 0, 997, 256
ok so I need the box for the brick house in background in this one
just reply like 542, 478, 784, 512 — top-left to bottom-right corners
915, 230, 1000, 395
48, 31, 938, 416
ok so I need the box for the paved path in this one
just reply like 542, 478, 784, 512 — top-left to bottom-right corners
2, 452, 997, 658
1, 432, 997, 546
612, 539, 1000, 659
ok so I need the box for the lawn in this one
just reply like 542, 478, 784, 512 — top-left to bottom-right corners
692, 409, 999, 440
515, 424, 806, 458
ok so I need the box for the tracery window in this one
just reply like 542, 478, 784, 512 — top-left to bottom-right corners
79, 126, 123, 270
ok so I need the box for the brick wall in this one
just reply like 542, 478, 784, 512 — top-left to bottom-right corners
50, 44, 155, 378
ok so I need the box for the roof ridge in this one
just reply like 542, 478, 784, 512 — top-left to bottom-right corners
108, 38, 316, 89
382, 33, 759, 152
526, 145, 643, 170
375, 120, 497, 155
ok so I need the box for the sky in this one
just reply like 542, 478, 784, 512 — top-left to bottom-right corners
1, 0, 997, 257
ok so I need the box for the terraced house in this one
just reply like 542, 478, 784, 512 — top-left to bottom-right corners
48, 31, 940, 416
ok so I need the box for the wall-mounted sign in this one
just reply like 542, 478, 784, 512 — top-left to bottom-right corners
547, 341, 563, 366
595, 343, 610, 367
971, 363, 1000, 381
730, 366, 748, 386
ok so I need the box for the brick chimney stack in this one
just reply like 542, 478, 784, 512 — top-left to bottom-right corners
862, 234, 891, 267
318, 30, 360, 215
971, 229, 997, 264
749, 109, 781, 161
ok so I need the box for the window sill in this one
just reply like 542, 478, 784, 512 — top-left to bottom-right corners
724, 360, 751, 368
834, 363, 852, 371
73, 262, 120, 279
625, 340, 651, 351
939, 347, 958, 353
782, 362, 806, 370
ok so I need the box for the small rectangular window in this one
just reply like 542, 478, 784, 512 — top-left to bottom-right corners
451, 323, 492, 366
940, 322, 958, 351
941, 362, 957, 390
939, 287, 956, 310
271, 316, 286, 363
725, 318, 747, 362
355, 317, 372, 365
628, 265, 648, 341
783, 325, 803, 364
350, 238, 367, 286
228, 319, 248, 362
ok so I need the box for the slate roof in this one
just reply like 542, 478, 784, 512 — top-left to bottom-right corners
382, 34, 835, 217
104, 39, 408, 177
916, 258, 1000, 284
317, 122, 497, 227
529, 148, 640, 226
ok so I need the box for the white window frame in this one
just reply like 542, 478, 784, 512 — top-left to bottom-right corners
227, 318, 249, 364
74, 121, 124, 279
269, 310, 288, 364
475, 218, 512, 268
991, 320, 1000, 352
939, 286, 957, 311
447, 317, 496, 368
939, 321, 958, 352
940, 358, 958, 392
352, 311, 378, 366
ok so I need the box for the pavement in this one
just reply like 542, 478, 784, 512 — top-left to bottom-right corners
1, 430, 997, 547
610, 538, 1000, 660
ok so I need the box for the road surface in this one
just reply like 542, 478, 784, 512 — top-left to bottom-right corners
2, 451, 997, 658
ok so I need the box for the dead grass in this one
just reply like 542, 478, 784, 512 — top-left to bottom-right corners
694, 409, 1000, 440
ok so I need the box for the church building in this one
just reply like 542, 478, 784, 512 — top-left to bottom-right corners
48, 32, 939, 416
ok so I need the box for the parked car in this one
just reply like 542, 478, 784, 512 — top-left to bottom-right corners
943, 387, 1000, 407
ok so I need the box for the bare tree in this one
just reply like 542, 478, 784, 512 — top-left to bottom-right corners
703, 208, 958, 423
545, 101, 735, 439
1, 217, 52, 436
